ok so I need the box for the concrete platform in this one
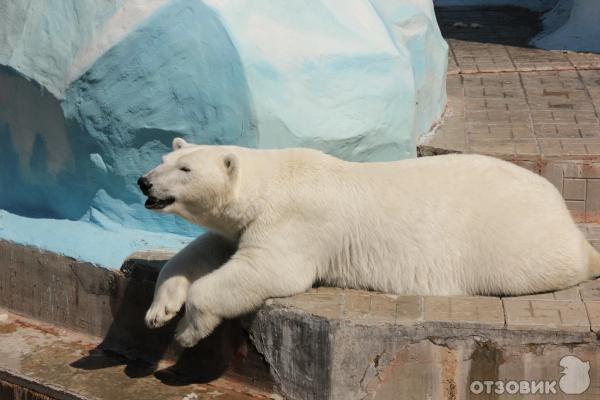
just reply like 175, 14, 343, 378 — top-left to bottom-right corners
420, 6, 600, 223
253, 285, 600, 399
3, 239, 600, 399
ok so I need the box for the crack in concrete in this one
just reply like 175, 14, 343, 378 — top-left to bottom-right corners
451, 65, 600, 76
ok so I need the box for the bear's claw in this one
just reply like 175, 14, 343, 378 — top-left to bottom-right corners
145, 278, 189, 329
145, 302, 181, 328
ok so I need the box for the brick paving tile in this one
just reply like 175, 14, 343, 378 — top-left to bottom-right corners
502, 299, 590, 332
273, 288, 343, 320
513, 142, 539, 156
342, 290, 371, 316
361, 294, 398, 324
579, 279, 600, 302
422, 22, 600, 162
567, 52, 600, 70
566, 200, 585, 214
578, 225, 600, 252
424, 296, 504, 328
268, 281, 600, 333
585, 224, 600, 239
563, 178, 587, 200
507, 46, 573, 71
395, 296, 424, 322
452, 42, 516, 73
342, 291, 423, 324
508, 286, 581, 301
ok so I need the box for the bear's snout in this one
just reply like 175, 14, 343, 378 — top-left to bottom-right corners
138, 176, 152, 195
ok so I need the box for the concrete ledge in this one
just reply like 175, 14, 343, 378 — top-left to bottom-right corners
248, 286, 600, 399
3, 239, 600, 399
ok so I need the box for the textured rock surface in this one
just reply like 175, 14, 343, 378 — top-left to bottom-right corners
0, 0, 447, 267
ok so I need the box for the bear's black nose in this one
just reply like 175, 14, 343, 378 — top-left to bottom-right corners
137, 176, 152, 195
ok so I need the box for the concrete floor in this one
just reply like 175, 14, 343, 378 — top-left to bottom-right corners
424, 7, 600, 158
0, 310, 269, 400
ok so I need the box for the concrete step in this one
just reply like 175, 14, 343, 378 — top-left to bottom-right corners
253, 285, 600, 399
0, 310, 268, 400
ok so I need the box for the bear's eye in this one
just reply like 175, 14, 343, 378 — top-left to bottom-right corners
179, 166, 191, 173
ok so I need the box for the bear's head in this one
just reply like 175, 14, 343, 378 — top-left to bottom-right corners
138, 138, 240, 229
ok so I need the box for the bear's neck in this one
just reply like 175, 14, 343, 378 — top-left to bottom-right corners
189, 189, 264, 241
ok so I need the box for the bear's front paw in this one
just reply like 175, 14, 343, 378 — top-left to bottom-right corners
145, 302, 180, 328
175, 312, 221, 347
145, 290, 186, 328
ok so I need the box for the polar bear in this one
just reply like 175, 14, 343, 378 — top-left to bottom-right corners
140, 138, 600, 347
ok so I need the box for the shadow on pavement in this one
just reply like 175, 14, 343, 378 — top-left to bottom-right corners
435, 6, 543, 47
70, 240, 258, 386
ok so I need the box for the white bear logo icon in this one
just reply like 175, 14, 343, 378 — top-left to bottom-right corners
559, 355, 590, 394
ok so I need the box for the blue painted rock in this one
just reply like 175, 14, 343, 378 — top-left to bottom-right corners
0, 0, 447, 265
533, 0, 600, 52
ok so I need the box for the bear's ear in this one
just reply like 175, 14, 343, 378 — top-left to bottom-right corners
223, 154, 238, 179
172, 137, 189, 151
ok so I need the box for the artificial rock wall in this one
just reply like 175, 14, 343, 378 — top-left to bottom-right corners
0, 0, 448, 266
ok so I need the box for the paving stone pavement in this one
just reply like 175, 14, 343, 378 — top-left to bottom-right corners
420, 68, 600, 158
503, 298, 590, 332
423, 295, 504, 328
423, 7, 600, 157
271, 277, 600, 335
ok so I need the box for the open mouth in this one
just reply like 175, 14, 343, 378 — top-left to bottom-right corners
144, 196, 175, 210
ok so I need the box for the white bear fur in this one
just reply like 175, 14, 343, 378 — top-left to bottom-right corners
143, 138, 600, 347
